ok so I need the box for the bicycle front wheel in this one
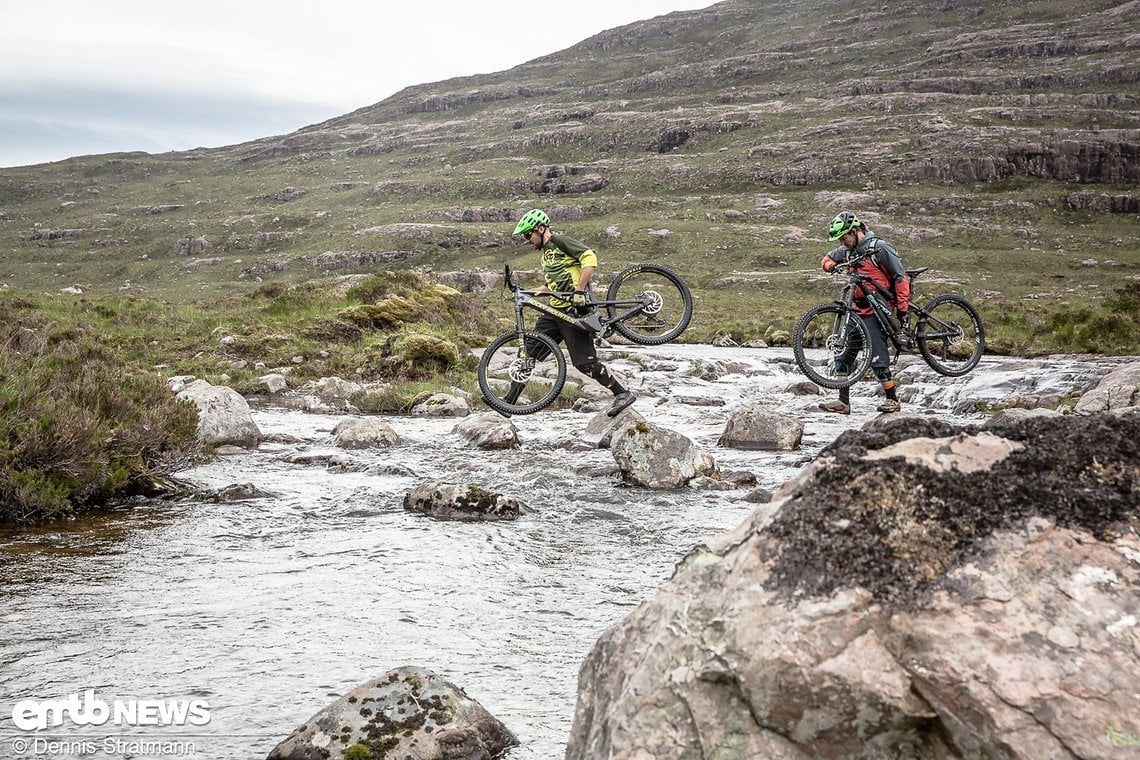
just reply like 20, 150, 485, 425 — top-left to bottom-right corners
605, 264, 693, 345
477, 330, 567, 416
792, 304, 872, 389
916, 294, 985, 376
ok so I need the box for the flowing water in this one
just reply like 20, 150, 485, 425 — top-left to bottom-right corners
0, 345, 1120, 759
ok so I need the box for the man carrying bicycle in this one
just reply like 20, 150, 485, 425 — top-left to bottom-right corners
511, 209, 636, 417
818, 211, 910, 414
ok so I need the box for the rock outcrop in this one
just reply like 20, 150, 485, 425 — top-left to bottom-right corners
567, 414, 1139, 759
1074, 361, 1140, 415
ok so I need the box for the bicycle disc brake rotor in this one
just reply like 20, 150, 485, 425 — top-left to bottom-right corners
508, 356, 535, 382
824, 333, 849, 357
638, 290, 664, 315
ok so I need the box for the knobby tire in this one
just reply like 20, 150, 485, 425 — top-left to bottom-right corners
916, 294, 986, 376
477, 330, 567, 416
605, 264, 693, 345
792, 303, 873, 389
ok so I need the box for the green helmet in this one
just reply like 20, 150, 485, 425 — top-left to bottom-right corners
827, 211, 861, 242
513, 208, 549, 236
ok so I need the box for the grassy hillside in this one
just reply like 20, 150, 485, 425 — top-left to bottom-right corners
0, 0, 1137, 355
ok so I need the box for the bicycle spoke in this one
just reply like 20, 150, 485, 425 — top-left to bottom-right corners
477, 331, 567, 415
792, 305, 870, 389
916, 294, 985, 376
605, 264, 692, 345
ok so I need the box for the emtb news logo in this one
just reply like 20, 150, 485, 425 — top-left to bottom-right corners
11, 690, 210, 730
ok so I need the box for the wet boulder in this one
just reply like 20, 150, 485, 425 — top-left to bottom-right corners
717, 402, 803, 450
266, 665, 517, 760
610, 417, 717, 489
404, 482, 523, 521
333, 417, 400, 449
175, 379, 261, 447
206, 483, 268, 502
1074, 360, 1140, 414
567, 414, 1140, 759
581, 408, 646, 449
452, 413, 519, 450
410, 392, 469, 417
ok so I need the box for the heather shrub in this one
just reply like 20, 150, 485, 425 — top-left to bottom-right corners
0, 314, 199, 522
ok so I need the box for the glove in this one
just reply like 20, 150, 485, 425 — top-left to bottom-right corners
897, 310, 909, 325
572, 290, 588, 308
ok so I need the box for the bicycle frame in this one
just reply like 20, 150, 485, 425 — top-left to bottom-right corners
834, 259, 966, 355
501, 265, 647, 335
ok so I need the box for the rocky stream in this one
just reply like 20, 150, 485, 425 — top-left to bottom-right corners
0, 343, 1135, 759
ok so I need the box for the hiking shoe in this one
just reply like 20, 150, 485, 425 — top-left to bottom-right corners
820, 399, 850, 415
607, 391, 636, 417
877, 399, 901, 413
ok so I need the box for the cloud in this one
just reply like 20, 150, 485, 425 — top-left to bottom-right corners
0, 0, 719, 167
0, 84, 334, 166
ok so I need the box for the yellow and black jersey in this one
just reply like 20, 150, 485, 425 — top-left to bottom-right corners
539, 233, 598, 307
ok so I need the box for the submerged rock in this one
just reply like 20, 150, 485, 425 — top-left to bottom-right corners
403, 482, 523, 521
266, 665, 517, 760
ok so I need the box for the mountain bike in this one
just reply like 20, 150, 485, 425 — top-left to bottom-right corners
792, 254, 985, 389
477, 263, 693, 415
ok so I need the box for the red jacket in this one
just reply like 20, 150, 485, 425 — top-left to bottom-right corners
821, 235, 910, 316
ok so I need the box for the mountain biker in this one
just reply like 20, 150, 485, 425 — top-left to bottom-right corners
818, 211, 911, 414
509, 208, 636, 417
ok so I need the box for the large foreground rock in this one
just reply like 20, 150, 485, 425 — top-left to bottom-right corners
267, 666, 517, 760
567, 415, 1140, 759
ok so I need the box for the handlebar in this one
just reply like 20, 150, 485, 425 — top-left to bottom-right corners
831, 251, 871, 272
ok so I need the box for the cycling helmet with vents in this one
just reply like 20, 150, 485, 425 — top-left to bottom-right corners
513, 209, 549, 236
827, 211, 862, 242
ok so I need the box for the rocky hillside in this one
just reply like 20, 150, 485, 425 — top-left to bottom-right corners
0, 0, 1136, 344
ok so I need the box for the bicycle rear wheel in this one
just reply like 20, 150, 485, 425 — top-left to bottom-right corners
477, 330, 567, 416
605, 264, 693, 345
792, 304, 872, 389
916, 294, 985, 376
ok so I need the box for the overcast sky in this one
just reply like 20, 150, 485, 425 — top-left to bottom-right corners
0, 0, 718, 168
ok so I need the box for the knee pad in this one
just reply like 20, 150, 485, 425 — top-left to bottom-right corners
576, 360, 607, 381
872, 366, 892, 384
